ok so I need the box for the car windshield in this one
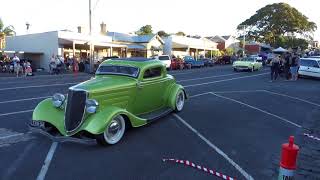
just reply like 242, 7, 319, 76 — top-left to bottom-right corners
159, 56, 170, 60
242, 58, 255, 62
96, 65, 139, 78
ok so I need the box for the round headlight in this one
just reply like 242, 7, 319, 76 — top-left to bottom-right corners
86, 99, 99, 113
52, 93, 65, 108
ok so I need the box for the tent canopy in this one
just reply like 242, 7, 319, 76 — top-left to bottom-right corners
273, 47, 288, 53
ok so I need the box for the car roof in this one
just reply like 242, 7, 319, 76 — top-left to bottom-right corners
101, 57, 165, 69
301, 58, 320, 61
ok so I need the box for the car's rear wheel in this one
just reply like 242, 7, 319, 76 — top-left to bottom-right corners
96, 115, 126, 145
175, 90, 185, 112
233, 68, 238, 72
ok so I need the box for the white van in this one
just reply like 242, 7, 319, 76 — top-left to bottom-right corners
298, 58, 320, 78
157, 55, 171, 69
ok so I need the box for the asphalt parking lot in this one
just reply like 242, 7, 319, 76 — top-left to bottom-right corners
0, 65, 319, 180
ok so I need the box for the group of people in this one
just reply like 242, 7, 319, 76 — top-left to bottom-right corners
0, 54, 33, 77
270, 52, 300, 82
49, 54, 92, 75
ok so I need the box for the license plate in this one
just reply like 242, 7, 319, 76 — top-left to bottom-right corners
31, 120, 45, 128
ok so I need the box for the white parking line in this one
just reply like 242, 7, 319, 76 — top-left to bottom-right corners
0, 133, 24, 140
210, 92, 302, 128
262, 90, 320, 108
0, 96, 51, 104
173, 113, 254, 180
0, 82, 78, 91
2, 142, 35, 180
189, 92, 211, 98
177, 73, 238, 82
184, 72, 268, 88
0, 109, 34, 117
36, 142, 58, 180
212, 90, 264, 94
0, 73, 89, 80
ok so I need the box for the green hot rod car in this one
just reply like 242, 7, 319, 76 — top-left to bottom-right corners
232, 57, 263, 72
30, 58, 187, 145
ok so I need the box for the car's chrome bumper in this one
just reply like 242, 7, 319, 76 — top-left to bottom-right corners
29, 121, 97, 145
234, 66, 250, 70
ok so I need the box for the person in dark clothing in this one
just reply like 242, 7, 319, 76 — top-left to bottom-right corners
79, 60, 85, 72
270, 54, 280, 82
284, 53, 292, 80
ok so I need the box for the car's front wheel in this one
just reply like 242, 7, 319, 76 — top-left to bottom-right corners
96, 115, 126, 145
175, 90, 185, 112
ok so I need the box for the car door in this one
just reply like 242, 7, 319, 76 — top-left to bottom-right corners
254, 59, 262, 69
133, 66, 166, 115
307, 60, 320, 78
298, 59, 309, 76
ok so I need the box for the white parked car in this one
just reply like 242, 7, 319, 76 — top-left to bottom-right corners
157, 55, 171, 69
298, 58, 320, 78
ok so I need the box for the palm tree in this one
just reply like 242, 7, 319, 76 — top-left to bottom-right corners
0, 18, 15, 36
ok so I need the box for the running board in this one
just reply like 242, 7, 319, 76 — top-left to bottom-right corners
138, 108, 173, 123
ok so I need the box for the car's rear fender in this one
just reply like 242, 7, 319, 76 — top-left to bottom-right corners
166, 84, 187, 109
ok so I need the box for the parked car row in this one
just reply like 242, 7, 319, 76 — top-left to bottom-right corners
103, 55, 235, 71
157, 55, 221, 70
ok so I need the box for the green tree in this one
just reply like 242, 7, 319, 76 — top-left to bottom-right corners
136, 25, 153, 35
224, 48, 235, 56
0, 18, 15, 36
157, 30, 169, 37
274, 36, 309, 50
237, 3, 317, 46
176, 31, 186, 36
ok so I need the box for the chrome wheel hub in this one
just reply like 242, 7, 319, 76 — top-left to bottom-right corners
104, 116, 125, 144
176, 92, 185, 111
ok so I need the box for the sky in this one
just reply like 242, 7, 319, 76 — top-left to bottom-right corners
1, 0, 319, 40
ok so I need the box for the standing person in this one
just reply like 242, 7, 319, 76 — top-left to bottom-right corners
12, 54, 20, 77
72, 57, 79, 76
270, 54, 280, 82
290, 53, 300, 81
67, 57, 73, 71
85, 58, 90, 73
49, 54, 56, 74
25, 61, 33, 76
55, 55, 62, 74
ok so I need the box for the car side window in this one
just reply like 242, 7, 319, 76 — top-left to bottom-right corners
300, 59, 308, 66
310, 60, 320, 68
143, 67, 162, 79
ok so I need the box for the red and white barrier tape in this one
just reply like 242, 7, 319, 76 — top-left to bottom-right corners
304, 133, 320, 141
162, 158, 236, 180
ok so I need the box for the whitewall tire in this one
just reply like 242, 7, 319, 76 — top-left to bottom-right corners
96, 115, 126, 145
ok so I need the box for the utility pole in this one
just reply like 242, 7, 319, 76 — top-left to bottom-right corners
89, 0, 94, 73
239, 25, 246, 56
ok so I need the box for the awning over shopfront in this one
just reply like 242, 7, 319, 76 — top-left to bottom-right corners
58, 31, 127, 48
